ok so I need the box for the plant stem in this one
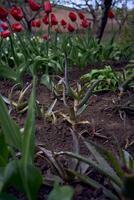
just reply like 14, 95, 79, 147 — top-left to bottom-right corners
64, 52, 69, 95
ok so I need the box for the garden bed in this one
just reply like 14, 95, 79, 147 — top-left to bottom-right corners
0, 64, 133, 200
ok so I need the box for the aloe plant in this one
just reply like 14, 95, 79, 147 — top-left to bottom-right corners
55, 140, 134, 200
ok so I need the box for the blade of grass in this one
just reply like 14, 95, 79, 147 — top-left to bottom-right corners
0, 96, 22, 151
22, 76, 36, 164
21, 76, 37, 200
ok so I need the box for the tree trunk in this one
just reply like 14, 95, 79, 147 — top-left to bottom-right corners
27, 21, 32, 33
96, 0, 113, 43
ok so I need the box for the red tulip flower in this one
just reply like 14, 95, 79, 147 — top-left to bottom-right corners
0, 7, 8, 20
11, 23, 23, 32
0, 22, 8, 30
0, 30, 10, 38
44, 1, 52, 14
81, 19, 91, 28
78, 12, 85, 20
60, 19, 67, 27
42, 15, 49, 25
28, 0, 40, 11
108, 10, 115, 19
67, 24, 75, 32
31, 19, 41, 27
51, 13, 58, 26
10, 6, 23, 21
43, 34, 48, 41
69, 12, 77, 22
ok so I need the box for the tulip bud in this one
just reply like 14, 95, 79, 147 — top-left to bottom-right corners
44, 1, 52, 14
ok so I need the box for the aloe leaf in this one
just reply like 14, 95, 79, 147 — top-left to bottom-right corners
0, 96, 22, 151
56, 151, 122, 186
84, 141, 115, 172
77, 80, 100, 109
119, 74, 134, 93
41, 74, 52, 90
95, 142, 123, 178
120, 150, 134, 169
83, 140, 124, 178
47, 99, 57, 115
38, 146, 66, 179
69, 129, 80, 170
76, 104, 87, 116
0, 95, 11, 106
67, 169, 119, 200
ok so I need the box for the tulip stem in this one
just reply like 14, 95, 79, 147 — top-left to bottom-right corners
7, 19, 18, 67
46, 14, 51, 55
0, 38, 3, 65
17, 33, 29, 60
64, 52, 69, 95
9, 35, 18, 68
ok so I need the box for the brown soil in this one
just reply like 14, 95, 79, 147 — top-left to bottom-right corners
0, 63, 133, 200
